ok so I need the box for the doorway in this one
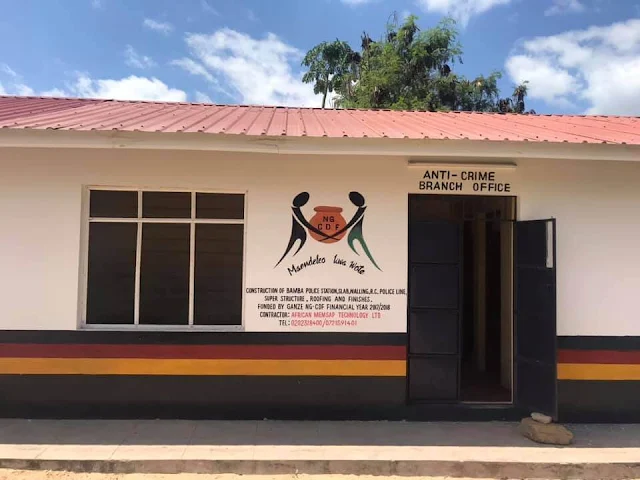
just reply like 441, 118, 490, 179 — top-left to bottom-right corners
408, 194, 516, 404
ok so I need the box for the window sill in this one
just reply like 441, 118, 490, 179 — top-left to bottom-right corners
81, 324, 244, 332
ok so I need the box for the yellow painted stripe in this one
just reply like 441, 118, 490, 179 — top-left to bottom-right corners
0, 358, 406, 377
558, 363, 640, 381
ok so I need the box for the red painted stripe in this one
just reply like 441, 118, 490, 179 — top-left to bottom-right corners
558, 349, 640, 364
0, 344, 406, 360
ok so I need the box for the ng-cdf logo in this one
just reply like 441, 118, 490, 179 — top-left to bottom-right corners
275, 191, 381, 270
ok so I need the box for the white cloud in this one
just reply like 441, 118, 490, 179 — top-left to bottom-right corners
201, 0, 220, 15
143, 18, 174, 35
171, 58, 214, 82
124, 45, 156, 69
416, 0, 512, 27
0, 82, 35, 96
15, 84, 35, 96
71, 74, 187, 102
544, 0, 586, 16
247, 9, 258, 22
194, 91, 213, 103
41, 88, 67, 97
505, 56, 578, 106
183, 28, 320, 107
2, 65, 185, 102
1, 63, 18, 78
0, 65, 36, 97
171, 57, 234, 100
505, 18, 640, 115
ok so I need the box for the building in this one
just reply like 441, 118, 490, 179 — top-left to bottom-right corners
0, 95, 639, 421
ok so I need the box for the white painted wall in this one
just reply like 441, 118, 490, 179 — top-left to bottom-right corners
516, 158, 640, 336
0, 148, 408, 332
1, 147, 639, 335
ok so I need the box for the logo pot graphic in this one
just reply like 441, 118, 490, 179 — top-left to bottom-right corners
275, 191, 381, 271
309, 206, 346, 243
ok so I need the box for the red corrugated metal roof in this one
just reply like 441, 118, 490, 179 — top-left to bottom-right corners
0, 95, 639, 145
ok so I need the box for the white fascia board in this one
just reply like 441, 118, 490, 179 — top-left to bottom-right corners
0, 128, 638, 163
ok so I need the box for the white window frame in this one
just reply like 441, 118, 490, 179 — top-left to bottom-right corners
78, 185, 247, 331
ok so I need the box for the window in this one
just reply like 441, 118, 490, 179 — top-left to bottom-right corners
85, 189, 245, 328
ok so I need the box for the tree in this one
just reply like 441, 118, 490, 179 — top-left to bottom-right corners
301, 40, 358, 109
498, 82, 534, 114
302, 14, 531, 113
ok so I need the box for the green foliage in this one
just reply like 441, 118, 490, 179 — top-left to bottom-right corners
302, 14, 532, 112
499, 81, 532, 114
301, 40, 359, 108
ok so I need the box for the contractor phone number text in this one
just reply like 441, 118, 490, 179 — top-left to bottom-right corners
280, 312, 383, 328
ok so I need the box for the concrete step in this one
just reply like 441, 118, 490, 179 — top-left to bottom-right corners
1, 420, 639, 479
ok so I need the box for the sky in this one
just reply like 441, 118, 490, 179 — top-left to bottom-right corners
0, 0, 638, 115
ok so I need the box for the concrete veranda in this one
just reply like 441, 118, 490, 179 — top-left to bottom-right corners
0, 420, 639, 478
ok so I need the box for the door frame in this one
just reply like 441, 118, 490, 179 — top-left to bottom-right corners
406, 193, 518, 406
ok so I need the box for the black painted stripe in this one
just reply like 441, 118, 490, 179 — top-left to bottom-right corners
0, 375, 406, 409
0, 375, 528, 421
558, 336, 640, 351
0, 331, 407, 346
558, 380, 640, 423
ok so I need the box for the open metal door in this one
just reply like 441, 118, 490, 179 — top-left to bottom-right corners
408, 220, 462, 402
514, 219, 557, 418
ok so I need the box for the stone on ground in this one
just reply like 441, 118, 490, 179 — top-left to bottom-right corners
531, 412, 553, 424
519, 417, 574, 445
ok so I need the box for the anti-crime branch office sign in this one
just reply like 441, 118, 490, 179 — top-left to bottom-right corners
413, 164, 517, 195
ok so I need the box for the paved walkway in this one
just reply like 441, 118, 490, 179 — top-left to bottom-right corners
0, 420, 639, 478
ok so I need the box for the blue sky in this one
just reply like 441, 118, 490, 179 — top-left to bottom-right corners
0, 0, 638, 114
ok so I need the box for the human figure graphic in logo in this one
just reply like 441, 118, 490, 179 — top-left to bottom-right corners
275, 191, 381, 270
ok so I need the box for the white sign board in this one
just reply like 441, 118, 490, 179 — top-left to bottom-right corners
411, 164, 517, 195
244, 180, 407, 332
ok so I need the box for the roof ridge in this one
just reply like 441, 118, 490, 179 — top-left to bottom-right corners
0, 95, 638, 118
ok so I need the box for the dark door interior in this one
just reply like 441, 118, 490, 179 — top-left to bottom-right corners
408, 219, 461, 401
514, 219, 557, 418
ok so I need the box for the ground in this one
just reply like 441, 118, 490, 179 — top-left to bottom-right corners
0, 473, 583, 480
1, 421, 639, 480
